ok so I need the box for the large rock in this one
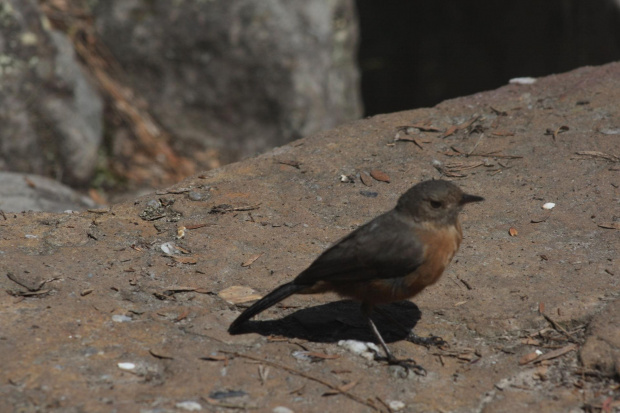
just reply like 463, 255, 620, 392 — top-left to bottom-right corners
92, 0, 361, 161
0, 0, 103, 185
0, 63, 618, 411
0, 172, 97, 213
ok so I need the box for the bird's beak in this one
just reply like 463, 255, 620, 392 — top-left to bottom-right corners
460, 194, 484, 205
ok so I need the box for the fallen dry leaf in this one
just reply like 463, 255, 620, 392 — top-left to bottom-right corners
277, 159, 301, 169
305, 352, 341, 360
218, 286, 262, 304
597, 222, 620, 230
210, 203, 261, 214
519, 352, 540, 365
441, 125, 459, 138
323, 380, 358, 396
149, 348, 174, 360
185, 223, 212, 230
491, 130, 515, 137
394, 135, 425, 149
521, 337, 541, 346
172, 256, 197, 265
530, 214, 550, 223
434, 160, 484, 177
175, 308, 190, 322
370, 170, 390, 183
533, 344, 578, 363
200, 354, 228, 362
163, 286, 197, 294
457, 352, 476, 362
544, 125, 570, 140
80, 289, 94, 297
574, 151, 620, 162
442, 115, 482, 139
397, 122, 441, 132
520, 344, 578, 366
490, 107, 508, 116
242, 253, 263, 267
360, 172, 373, 187
87, 208, 111, 214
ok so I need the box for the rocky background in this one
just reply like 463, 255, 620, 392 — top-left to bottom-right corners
0, 0, 361, 209
1, 0, 619, 212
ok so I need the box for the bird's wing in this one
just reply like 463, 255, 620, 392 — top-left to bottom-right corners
294, 211, 425, 285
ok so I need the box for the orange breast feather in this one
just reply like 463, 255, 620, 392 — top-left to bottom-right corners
404, 221, 462, 293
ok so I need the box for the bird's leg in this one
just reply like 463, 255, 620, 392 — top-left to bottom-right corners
374, 306, 446, 348
361, 304, 426, 375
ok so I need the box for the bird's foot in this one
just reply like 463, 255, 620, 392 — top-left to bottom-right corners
406, 332, 447, 348
374, 354, 426, 376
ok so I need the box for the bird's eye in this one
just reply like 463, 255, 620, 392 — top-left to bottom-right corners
430, 200, 442, 209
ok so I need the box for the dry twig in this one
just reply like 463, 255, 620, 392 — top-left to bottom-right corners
541, 312, 577, 343
574, 151, 620, 163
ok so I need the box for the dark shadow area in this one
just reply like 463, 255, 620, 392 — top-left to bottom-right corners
230, 300, 422, 345
357, 0, 620, 115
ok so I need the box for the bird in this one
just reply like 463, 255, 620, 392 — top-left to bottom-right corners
228, 179, 483, 371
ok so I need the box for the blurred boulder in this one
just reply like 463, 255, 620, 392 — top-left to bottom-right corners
0, 0, 103, 186
92, 0, 362, 162
0, 172, 97, 212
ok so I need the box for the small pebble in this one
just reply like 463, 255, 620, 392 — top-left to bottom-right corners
176, 401, 202, 411
542, 202, 555, 210
160, 241, 180, 255
273, 407, 294, 413
146, 199, 161, 208
509, 77, 537, 85
338, 339, 380, 361
359, 191, 378, 198
112, 315, 132, 323
292, 351, 315, 362
208, 389, 247, 399
599, 128, 620, 135
188, 191, 204, 201
117, 362, 136, 371
389, 400, 406, 411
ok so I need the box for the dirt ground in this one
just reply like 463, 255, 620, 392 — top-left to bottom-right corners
1, 63, 619, 413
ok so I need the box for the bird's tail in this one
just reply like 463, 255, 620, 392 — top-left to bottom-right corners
228, 282, 305, 333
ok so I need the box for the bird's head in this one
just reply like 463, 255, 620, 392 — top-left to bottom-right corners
396, 180, 484, 225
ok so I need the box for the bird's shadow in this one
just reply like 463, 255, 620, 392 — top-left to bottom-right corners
230, 300, 421, 344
